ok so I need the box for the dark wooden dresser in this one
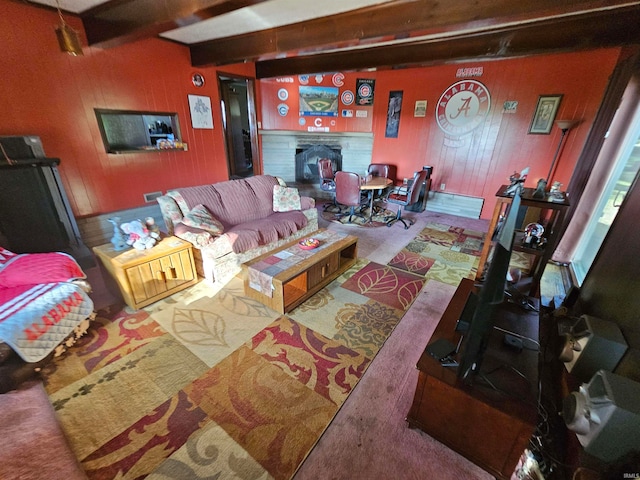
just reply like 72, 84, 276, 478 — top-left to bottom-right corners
407, 278, 540, 479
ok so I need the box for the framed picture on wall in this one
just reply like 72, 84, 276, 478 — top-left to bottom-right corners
385, 90, 403, 138
188, 94, 213, 129
529, 94, 563, 134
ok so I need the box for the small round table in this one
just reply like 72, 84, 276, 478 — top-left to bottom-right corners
359, 177, 393, 222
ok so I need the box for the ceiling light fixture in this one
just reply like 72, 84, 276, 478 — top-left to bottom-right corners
55, 0, 83, 56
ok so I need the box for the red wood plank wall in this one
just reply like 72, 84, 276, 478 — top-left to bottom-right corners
260, 50, 620, 218
0, 0, 252, 218
0, 0, 621, 220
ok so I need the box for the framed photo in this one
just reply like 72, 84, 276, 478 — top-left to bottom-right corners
385, 90, 403, 138
414, 100, 427, 117
529, 95, 563, 134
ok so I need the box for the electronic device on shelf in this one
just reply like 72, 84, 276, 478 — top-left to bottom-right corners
425, 336, 464, 367
456, 186, 522, 383
563, 369, 640, 463
559, 314, 628, 383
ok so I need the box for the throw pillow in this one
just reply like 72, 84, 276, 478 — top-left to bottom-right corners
156, 196, 184, 227
182, 204, 224, 235
273, 185, 302, 212
173, 223, 216, 248
166, 190, 190, 215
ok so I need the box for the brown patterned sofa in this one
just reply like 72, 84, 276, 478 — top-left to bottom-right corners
157, 175, 318, 285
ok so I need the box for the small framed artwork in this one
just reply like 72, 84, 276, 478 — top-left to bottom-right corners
529, 94, 563, 134
191, 73, 205, 88
188, 94, 213, 129
414, 100, 427, 117
385, 90, 403, 138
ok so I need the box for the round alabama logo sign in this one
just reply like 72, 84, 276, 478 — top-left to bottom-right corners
436, 80, 491, 138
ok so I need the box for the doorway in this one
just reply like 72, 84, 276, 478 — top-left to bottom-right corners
218, 74, 259, 179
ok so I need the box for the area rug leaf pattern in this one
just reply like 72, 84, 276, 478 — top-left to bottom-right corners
43, 256, 424, 480
171, 307, 229, 347
389, 222, 486, 285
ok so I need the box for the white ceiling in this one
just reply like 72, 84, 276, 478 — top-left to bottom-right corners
30, 0, 396, 45
162, 0, 395, 43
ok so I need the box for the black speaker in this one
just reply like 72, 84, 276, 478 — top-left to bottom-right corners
559, 314, 628, 383
563, 370, 640, 463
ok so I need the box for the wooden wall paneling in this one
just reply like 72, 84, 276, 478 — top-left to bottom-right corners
362, 49, 620, 219
0, 0, 623, 224
0, 1, 243, 220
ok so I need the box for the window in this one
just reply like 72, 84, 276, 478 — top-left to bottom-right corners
571, 103, 640, 284
95, 109, 184, 153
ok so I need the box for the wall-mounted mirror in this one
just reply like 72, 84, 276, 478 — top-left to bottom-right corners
95, 109, 184, 154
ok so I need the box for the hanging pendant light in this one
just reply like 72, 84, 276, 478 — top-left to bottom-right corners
55, 0, 83, 56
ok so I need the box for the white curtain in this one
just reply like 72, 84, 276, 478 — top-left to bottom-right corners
553, 77, 640, 263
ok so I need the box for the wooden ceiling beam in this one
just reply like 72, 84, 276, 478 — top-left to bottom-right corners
254, 6, 640, 78
190, 0, 638, 67
81, 0, 270, 48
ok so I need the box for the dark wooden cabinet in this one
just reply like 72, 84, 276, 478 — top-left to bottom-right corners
407, 278, 540, 480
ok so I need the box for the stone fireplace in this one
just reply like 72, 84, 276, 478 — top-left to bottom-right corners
260, 131, 373, 195
295, 144, 342, 184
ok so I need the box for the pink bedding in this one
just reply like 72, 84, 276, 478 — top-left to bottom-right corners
0, 252, 85, 287
0, 251, 94, 362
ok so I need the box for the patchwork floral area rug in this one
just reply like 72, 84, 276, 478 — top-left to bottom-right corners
42, 257, 426, 480
388, 222, 533, 286
388, 222, 486, 286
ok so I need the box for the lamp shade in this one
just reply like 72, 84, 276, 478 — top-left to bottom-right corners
556, 119, 576, 131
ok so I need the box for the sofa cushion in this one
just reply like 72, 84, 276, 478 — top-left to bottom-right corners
169, 175, 281, 229
215, 211, 309, 255
273, 185, 302, 212
182, 204, 224, 235
166, 190, 191, 215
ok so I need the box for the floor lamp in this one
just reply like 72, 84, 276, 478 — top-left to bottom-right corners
546, 119, 576, 185
534, 119, 576, 198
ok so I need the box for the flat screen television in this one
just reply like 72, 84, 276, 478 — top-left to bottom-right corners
456, 187, 522, 383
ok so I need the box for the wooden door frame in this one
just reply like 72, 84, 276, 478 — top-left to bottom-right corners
216, 72, 261, 178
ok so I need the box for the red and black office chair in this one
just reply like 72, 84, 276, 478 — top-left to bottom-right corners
335, 171, 367, 223
318, 158, 339, 212
385, 169, 428, 229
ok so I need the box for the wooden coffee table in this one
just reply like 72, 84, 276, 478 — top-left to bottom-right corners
242, 230, 358, 313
